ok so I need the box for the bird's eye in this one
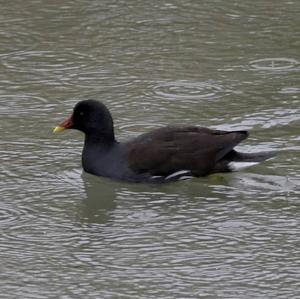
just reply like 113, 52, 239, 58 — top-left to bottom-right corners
79, 111, 84, 116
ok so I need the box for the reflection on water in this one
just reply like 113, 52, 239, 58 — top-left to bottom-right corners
80, 173, 117, 224
1, 0, 300, 298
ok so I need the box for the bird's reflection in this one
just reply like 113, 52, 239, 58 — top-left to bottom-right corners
81, 172, 117, 224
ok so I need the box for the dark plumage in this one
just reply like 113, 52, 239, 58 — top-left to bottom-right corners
53, 100, 275, 183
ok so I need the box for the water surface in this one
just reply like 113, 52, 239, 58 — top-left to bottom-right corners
1, 0, 299, 298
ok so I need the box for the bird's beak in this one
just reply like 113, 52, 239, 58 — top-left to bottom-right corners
53, 115, 73, 133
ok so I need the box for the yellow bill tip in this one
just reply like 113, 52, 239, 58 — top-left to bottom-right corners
53, 126, 65, 133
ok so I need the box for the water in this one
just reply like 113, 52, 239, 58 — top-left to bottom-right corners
1, 0, 299, 298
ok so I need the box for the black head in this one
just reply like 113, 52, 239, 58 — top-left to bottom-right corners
54, 100, 115, 142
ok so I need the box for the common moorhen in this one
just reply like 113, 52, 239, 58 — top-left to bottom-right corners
53, 100, 275, 183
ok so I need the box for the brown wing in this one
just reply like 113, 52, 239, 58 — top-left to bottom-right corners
125, 126, 248, 176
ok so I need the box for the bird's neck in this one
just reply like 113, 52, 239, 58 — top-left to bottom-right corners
84, 132, 117, 149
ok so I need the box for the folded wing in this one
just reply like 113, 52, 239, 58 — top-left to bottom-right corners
126, 126, 248, 177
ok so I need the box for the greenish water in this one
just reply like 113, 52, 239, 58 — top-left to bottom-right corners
1, 0, 299, 298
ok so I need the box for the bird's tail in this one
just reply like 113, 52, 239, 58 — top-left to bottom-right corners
226, 150, 276, 171
231, 150, 276, 162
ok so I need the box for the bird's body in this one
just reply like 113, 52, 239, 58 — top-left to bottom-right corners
53, 100, 275, 183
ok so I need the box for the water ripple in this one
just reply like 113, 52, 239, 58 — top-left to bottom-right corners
0, 94, 49, 117
249, 58, 299, 71
0, 204, 29, 228
0, 50, 101, 90
1, 50, 94, 71
153, 80, 225, 101
0, 0, 299, 298
279, 87, 300, 95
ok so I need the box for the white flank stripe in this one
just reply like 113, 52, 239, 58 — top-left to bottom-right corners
165, 170, 191, 180
229, 162, 260, 171
178, 176, 194, 181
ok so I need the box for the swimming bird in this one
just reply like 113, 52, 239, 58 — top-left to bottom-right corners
53, 100, 275, 183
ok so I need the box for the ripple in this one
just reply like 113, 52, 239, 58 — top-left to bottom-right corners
249, 58, 299, 71
232, 174, 300, 196
0, 184, 83, 251
0, 204, 25, 228
55, 168, 84, 188
68, 71, 136, 89
0, 24, 42, 55
153, 80, 224, 101
212, 107, 300, 131
1, 221, 79, 254
1, 50, 94, 72
0, 94, 49, 117
0, 185, 37, 234
0, 50, 101, 90
279, 87, 300, 95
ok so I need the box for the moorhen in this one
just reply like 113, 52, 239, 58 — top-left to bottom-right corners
53, 100, 275, 183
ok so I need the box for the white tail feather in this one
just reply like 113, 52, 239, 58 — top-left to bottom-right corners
229, 162, 260, 171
